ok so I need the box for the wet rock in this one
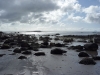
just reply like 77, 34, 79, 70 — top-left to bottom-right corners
28, 46, 34, 50
63, 38, 73, 43
22, 51, 32, 55
40, 44, 49, 48
50, 43, 55, 47
1, 44, 11, 49
84, 43, 98, 51
69, 45, 83, 50
10, 42, 17, 45
13, 48, 21, 53
0, 54, 6, 57
18, 56, 27, 59
74, 45, 83, 50
54, 37, 59, 40
92, 56, 100, 60
78, 52, 89, 57
9, 53, 16, 55
20, 41, 30, 47
55, 43, 65, 47
79, 58, 96, 65
4, 39, 14, 44
20, 47, 28, 51
33, 47, 39, 51
42, 41, 49, 46
34, 52, 45, 56
76, 49, 84, 52
51, 48, 67, 55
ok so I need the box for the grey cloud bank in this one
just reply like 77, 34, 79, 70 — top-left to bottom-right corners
0, 0, 100, 31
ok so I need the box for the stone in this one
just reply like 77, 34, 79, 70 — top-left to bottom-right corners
18, 56, 27, 59
78, 52, 89, 57
51, 48, 67, 55
79, 58, 96, 65
84, 43, 98, 51
34, 52, 45, 56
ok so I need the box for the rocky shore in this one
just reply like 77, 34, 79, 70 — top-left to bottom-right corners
0, 31, 100, 75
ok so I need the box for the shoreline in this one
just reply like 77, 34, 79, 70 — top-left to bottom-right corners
0, 31, 100, 75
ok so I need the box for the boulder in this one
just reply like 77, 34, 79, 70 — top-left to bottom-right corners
51, 48, 67, 55
20, 47, 28, 51
84, 43, 98, 51
68, 45, 83, 50
50, 43, 55, 47
20, 41, 30, 47
4, 39, 14, 44
78, 52, 89, 57
92, 56, 100, 60
22, 51, 31, 55
79, 58, 96, 65
0, 54, 6, 57
9, 53, 16, 55
1, 44, 11, 49
13, 48, 21, 53
55, 43, 64, 47
34, 52, 45, 56
33, 47, 39, 51
74, 45, 83, 50
18, 56, 27, 59
42, 41, 49, 46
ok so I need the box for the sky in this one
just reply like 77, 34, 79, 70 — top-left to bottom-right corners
0, 0, 100, 31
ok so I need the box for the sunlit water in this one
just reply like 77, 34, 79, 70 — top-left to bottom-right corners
0, 31, 100, 75
20, 31, 100, 35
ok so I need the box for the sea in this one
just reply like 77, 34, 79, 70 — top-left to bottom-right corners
19, 31, 100, 35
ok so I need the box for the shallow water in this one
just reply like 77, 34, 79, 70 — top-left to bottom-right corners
0, 42, 100, 75
20, 31, 100, 35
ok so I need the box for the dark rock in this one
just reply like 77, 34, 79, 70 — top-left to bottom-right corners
84, 43, 98, 51
68, 45, 83, 50
4, 39, 14, 44
10, 42, 17, 45
0, 54, 6, 57
28, 46, 34, 50
78, 52, 89, 57
1, 44, 11, 49
55, 43, 65, 47
34, 52, 45, 56
42, 41, 49, 46
76, 49, 84, 52
63, 38, 73, 43
92, 56, 100, 60
51, 48, 67, 55
22, 51, 32, 55
18, 56, 27, 59
79, 58, 96, 65
74, 45, 83, 50
20, 47, 28, 51
40, 45, 49, 48
33, 48, 39, 51
20, 41, 30, 47
9, 53, 16, 55
50, 43, 55, 47
54, 37, 59, 40
13, 48, 21, 53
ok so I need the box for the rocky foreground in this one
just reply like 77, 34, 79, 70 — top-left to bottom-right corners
0, 31, 100, 75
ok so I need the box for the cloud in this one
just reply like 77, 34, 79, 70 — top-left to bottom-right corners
0, 0, 59, 22
67, 13, 83, 22
83, 5, 100, 24
1, 0, 100, 31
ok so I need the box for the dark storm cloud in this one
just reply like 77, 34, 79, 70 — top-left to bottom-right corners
0, 0, 59, 22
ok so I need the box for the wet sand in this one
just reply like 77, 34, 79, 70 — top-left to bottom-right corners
0, 32, 100, 75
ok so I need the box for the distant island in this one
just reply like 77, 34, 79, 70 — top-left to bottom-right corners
26, 31, 42, 32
